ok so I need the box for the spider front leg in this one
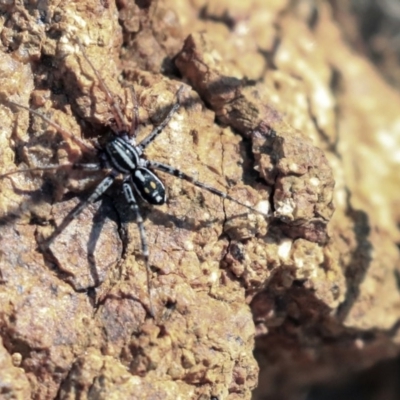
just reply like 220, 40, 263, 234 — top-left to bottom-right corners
0, 162, 103, 180
75, 39, 129, 133
147, 161, 269, 216
122, 181, 155, 317
6, 101, 96, 155
137, 85, 185, 152
127, 85, 139, 140
41, 170, 119, 248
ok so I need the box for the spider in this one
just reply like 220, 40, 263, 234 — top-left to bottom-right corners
0, 40, 269, 317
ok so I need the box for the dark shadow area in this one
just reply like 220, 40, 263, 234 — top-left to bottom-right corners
337, 188, 373, 321
0, 181, 53, 228
0, 176, 120, 287
198, 5, 236, 30
307, 354, 400, 400
329, 0, 400, 91
251, 272, 400, 400
86, 196, 119, 287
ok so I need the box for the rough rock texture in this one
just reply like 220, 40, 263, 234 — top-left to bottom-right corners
0, 1, 399, 400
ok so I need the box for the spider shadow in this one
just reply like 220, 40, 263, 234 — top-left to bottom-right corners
42, 191, 122, 291
0, 181, 121, 292
144, 206, 220, 231
83, 194, 120, 288
114, 191, 252, 245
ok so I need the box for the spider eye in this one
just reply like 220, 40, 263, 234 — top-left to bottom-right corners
132, 168, 166, 205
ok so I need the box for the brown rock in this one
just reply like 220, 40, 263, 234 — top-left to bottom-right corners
0, 1, 399, 400
0, 337, 31, 399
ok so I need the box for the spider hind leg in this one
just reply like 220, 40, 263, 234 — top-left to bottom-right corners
122, 181, 155, 317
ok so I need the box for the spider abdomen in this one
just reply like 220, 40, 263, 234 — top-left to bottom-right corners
132, 168, 166, 205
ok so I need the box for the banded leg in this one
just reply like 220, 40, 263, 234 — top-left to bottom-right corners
147, 161, 268, 216
73, 163, 103, 171
122, 181, 155, 317
0, 163, 102, 179
42, 170, 118, 247
75, 39, 128, 132
6, 101, 95, 154
0, 164, 73, 179
137, 85, 185, 151
128, 85, 139, 139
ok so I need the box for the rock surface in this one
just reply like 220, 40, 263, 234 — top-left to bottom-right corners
0, 1, 399, 400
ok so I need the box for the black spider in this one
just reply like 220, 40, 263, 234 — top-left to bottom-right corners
0, 40, 268, 317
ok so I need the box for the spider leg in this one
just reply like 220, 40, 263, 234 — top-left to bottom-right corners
127, 85, 139, 139
6, 101, 95, 155
0, 163, 104, 179
122, 181, 155, 318
73, 163, 103, 171
147, 161, 268, 216
0, 164, 73, 178
75, 39, 129, 133
137, 85, 185, 151
41, 170, 119, 248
